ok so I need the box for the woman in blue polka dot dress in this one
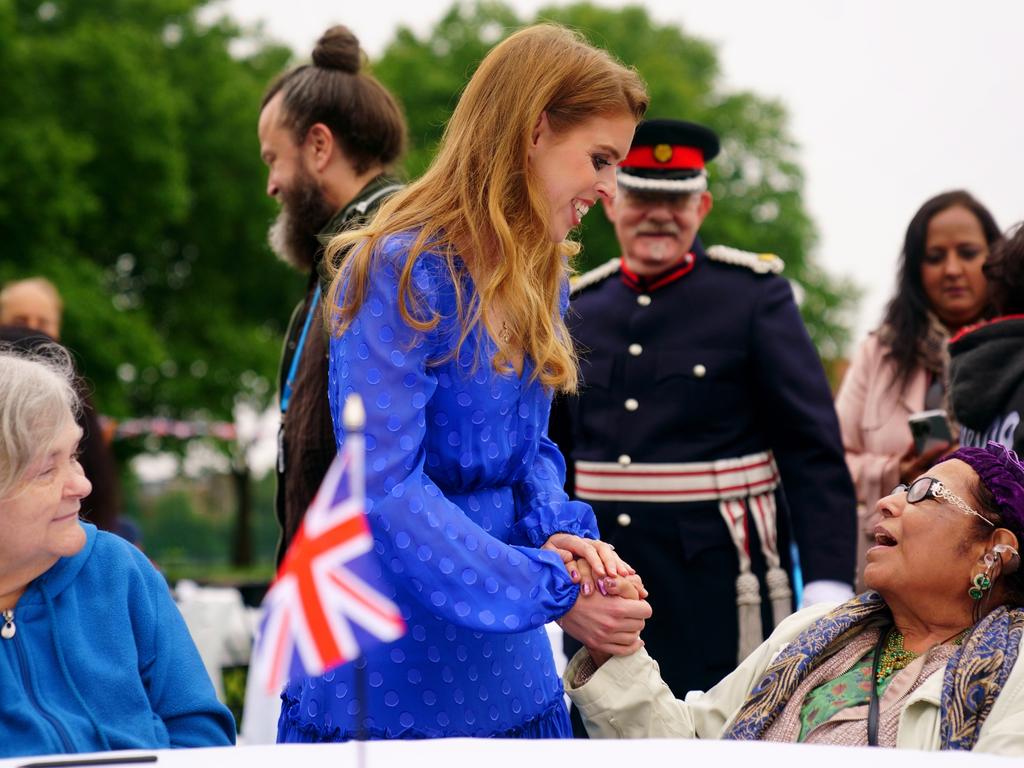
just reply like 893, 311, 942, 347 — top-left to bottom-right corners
277, 25, 651, 741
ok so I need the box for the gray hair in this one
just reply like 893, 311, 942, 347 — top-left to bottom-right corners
0, 344, 81, 500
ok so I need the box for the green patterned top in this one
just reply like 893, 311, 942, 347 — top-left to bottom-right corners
798, 651, 894, 741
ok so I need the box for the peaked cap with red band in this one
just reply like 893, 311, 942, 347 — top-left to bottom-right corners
618, 118, 720, 195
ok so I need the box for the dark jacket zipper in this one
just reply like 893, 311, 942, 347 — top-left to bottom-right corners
5, 610, 76, 752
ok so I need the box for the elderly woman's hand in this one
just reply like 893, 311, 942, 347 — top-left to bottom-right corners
576, 574, 649, 667
563, 561, 649, 669
558, 585, 650, 663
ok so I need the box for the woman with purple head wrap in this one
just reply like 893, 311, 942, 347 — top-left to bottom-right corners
564, 442, 1024, 753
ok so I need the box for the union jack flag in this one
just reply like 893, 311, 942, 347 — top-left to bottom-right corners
252, 415, 406, 693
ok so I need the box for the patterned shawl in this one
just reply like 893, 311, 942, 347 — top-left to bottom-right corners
722, 592, 1024, 750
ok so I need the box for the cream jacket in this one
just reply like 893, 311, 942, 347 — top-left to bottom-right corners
834, 335, 928, 590
564, 604, 1024, 755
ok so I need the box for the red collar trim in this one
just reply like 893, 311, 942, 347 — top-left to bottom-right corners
619, 253, 696, 293
949, 313, 1024, 344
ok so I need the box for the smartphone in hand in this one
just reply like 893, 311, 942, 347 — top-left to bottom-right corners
908, 409, 953, 455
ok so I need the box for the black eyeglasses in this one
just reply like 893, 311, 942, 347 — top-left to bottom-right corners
889, 477, 994, 527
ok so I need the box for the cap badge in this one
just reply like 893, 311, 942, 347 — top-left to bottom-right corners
653, 144, 673, 163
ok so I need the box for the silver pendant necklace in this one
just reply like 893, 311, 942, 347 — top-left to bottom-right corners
1, 609, 15, 640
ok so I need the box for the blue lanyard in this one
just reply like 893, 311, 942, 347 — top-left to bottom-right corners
280, 290, 320, 414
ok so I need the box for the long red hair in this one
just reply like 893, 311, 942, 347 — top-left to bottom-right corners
324, 23, 647, 393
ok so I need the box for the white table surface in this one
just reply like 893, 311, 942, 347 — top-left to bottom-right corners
2, 736, 1018, 768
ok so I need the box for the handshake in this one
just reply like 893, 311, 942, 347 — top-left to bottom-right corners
543, 533, 652, 667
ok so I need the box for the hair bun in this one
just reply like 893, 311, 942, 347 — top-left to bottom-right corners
312, 25, 362, 74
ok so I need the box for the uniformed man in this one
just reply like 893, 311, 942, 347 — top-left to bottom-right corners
550, 119, 857, 710
258, 25, 406, 562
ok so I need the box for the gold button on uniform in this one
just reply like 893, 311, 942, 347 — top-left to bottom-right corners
628, 343, 643, 356
624, 398, 639, 411
693, 364, 707, 378
637, 294, 652, 307
617, 513, 632, 527
618, 454, 631, 466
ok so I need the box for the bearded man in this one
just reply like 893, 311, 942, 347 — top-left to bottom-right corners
258, 25, 405, 560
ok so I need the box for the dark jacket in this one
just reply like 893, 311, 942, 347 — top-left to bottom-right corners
949, 315, 1024, 452
275, 175, 402, 562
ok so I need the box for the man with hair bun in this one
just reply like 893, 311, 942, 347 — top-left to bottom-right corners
258, 25, 407, 561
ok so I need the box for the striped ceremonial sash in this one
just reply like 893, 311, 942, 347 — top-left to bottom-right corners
574, 450, 792, 661
574, 451, 778, 503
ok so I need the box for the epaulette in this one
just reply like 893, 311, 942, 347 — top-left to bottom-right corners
570, 257, 620, 294
706, 245, 784, 275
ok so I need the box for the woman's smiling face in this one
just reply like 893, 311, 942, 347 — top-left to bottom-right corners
528, 111, 636, 243
1, 415, 91, 585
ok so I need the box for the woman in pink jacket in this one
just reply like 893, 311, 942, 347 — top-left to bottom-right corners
836, 190, 1000, 589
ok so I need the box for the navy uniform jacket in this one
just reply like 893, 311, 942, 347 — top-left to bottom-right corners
549, 239, 856, 695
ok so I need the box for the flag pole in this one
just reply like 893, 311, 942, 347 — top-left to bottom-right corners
343, 394, 369, 763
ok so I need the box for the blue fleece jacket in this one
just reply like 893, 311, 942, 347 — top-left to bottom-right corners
0, 523, 235, 757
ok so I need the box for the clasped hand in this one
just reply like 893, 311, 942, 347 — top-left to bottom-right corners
542, 533, 651, 665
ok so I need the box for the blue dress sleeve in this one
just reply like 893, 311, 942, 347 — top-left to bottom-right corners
328, 244, 580, 632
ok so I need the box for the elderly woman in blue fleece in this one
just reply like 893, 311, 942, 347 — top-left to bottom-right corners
0, 345, 235, 758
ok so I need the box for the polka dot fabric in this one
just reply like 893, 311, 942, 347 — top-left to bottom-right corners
278, 233, 597, 741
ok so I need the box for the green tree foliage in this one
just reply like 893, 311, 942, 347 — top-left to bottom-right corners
373, 1, 857, 359
0, 0, 303, 422
125, 472, 278, 571
0, 0, 855, 436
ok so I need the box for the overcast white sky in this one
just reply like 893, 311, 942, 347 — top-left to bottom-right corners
217, 0, 1024, 346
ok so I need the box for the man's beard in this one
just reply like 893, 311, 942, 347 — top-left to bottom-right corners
267, 167, 335, 272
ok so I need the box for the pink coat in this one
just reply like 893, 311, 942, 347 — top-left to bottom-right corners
834, 334, 927, 590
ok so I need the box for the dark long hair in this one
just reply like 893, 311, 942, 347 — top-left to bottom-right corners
881, 190, 1001, 390
984, 222, 1024, 315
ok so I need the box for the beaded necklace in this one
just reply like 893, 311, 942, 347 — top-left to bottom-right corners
875, 626, 969, 683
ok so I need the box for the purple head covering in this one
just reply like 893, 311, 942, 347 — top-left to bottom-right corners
947, 442, 1024, 536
